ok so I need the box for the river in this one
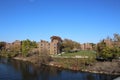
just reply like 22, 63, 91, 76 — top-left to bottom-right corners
0, 57, 119, 80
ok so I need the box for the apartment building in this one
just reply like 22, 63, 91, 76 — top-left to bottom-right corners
80, 43, 93, 50
5, 40, 21, 52
38, 36, 62, 54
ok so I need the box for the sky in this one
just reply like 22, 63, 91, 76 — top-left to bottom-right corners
0, 0, 120, 43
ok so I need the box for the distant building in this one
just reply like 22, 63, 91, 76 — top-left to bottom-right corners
80, 43, 93, 50
5, 43, 12, 51
103, 39, 113, 47
38, 36, 62, 54
5, 40, 21, 52
12, 40, 22, 52
39, 40, 50, 54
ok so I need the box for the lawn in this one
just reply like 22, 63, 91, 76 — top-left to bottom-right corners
53, 50, 96, 58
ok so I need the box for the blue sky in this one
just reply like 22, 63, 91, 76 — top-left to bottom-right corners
0, 0, 120, 43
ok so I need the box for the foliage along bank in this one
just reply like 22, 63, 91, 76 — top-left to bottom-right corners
96, 33, 120, 60
0, 33, 120, 61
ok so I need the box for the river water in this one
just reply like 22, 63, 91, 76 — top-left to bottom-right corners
0, 57, 119, 80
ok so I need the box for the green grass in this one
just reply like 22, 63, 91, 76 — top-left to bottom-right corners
53, 51, 96, 58
60, 50, 96, 58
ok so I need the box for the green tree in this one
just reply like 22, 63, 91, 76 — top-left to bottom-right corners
21, 39, 37, 57
113, 33, 120, 58
97, 33, 120, 59
0, 42, 6, 56
0, 42, 6, 50
101, 47, 113, 59
97, 40, 106, 54
96, 40, 113, 59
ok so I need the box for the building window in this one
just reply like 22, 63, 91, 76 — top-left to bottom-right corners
41, 44, 44, 46
54, 44, 57, 47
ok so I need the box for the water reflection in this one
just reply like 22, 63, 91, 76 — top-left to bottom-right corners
0, 58, 62, 80
0, 57, 119, 80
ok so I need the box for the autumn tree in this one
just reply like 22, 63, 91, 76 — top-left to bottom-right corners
62, 39, 81, 52
39, 49, 52, 64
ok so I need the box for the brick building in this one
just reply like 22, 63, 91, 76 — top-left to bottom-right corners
39, 40, 50, 54
38, 36, 62, 54
103, 39, 113, 48
80, 43, 93, 50
12, 40, 22, 52
5, 40, 21, 52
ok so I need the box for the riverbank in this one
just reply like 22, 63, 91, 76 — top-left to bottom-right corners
1, 57, 118, 80
13, 55, 40, 65
12, 55, 120, 76
47, 59, 120, 75
86, 60, 120, 75
46, 61, 120, 75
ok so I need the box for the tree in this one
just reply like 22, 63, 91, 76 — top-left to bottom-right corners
97, 40, 113, 59
113, 33, 120, 42
96, 41, 113, 60
89, 43, 96, 50
101, 47, 113, 59
11, 40, 22, 54
74, 41, 81, 49
21, 39, 37, 57
39, 49, 52, 64
62, 39, 81, 52
113, 33, 120, 58
0, 42, 6, 50
0, 42, 6, 55
97, 40, 106, 54
96, 34, 120, 60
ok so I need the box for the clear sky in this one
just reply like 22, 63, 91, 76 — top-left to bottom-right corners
0, 0, 120, 43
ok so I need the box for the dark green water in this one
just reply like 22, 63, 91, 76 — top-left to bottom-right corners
0, 57, 119, 80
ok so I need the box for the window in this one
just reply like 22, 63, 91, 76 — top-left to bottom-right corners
41, 43, 44, 46
41, 44, 43, 46
54, 44, 57, 47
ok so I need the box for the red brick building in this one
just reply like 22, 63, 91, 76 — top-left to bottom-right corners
38, 36, 62, 54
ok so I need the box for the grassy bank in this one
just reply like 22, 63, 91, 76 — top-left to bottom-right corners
52, 50, 96, 59
52, 57, 96, 70
50, 51, 97, 70
50, 57, 120, 75
1, 50, 120, 75
62, 50, 96, 57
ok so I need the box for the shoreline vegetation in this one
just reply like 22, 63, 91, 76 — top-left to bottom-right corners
0, 34, 120, 76
10, 54, 120, 76
13, 57, 120, 75
0, 50, 120, 75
